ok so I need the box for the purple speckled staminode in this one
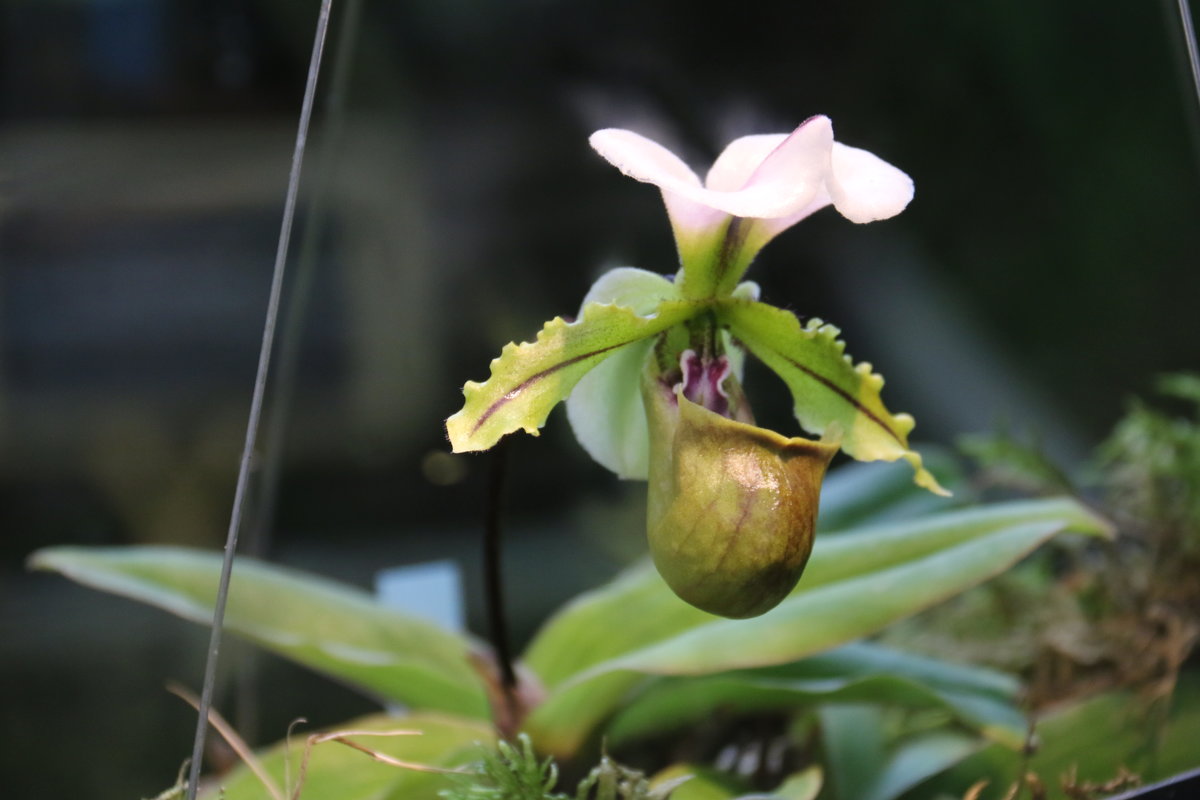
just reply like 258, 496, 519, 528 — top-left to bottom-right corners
676, 348, 734, 418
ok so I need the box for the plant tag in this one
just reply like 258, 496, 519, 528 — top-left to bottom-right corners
375, 560, 465, 632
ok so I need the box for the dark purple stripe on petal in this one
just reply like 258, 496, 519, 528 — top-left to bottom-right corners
777, 353, 905, 446
470, 339, 633, 435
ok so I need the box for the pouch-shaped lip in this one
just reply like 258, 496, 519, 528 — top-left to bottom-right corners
644, 389, 839, 618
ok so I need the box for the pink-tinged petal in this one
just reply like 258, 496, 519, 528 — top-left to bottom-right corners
689, 116, 832, 218
705, 133, 787, 191
589, 128, 702, 195
661, 190, 728, 238
733, 116, 834, 213
675, 121, 836, 297
590, 119, 914, 298
593, 121, 833, 221
826, 142, 914, 224
590, 128, 729, 264
590, 129, 727, 279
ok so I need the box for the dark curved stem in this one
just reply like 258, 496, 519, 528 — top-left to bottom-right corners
484, 438, 518, 699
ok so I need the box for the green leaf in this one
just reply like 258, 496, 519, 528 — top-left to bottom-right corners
859, 733, 980, 800
209, 712, 492, 800
958, 428, 1074, 495
447, 299, 701, 453
588, 523, 1088, 675
29, 546, 490, 718
652, 765, 746, 800
715, 299, 946, 495
817, 453, 966, 533
525, 499, 1104, 685
819, 715, 980, 800
819, 705, 887, 800
785, 498, 1107, 596
604, 642, 1026, 750
522, 499, 1108, 756
771, 767, 823, 800
922, 671, 1200, 799
650, 765, 822, 800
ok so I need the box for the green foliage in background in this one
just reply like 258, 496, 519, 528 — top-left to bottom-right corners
32, 460, 1120, 800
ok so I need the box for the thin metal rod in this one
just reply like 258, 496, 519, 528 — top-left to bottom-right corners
235, 0, 364, 745
184, 2, 334, 797
250, 1, 363, 547
1179, 0, 1200, 111
247, 0, 365, 560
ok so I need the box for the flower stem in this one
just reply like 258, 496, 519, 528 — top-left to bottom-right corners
484, 438, 519, 699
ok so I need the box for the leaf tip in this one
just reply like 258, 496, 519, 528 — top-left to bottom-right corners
25, 547, 57, 573
1068, 503, 1117, 539
25, 546, 89, 579
444, 411, 477, 453
908, 453, 952, 497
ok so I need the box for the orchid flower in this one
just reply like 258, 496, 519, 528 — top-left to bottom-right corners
446, 116, 945, 618
589, 115, 915, 299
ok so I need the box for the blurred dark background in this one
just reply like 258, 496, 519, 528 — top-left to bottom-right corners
2, 0, 1198, 796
